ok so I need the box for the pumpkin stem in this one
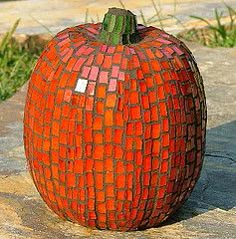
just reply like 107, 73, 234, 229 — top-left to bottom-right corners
98, 7, 141, 45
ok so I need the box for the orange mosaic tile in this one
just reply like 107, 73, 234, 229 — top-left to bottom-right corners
24, 7, 206, 232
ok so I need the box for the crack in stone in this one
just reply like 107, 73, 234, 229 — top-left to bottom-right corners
205, 152, 236, 164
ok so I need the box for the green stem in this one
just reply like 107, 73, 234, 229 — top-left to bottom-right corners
98, 8, 141, 45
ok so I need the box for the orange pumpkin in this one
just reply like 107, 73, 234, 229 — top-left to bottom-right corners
24, 8, 207, 231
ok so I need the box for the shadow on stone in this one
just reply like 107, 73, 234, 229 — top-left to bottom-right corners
163, 120, 236, 226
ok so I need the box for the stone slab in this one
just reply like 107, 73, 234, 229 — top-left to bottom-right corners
1, 0, 236, 35
0, 28, 236, 239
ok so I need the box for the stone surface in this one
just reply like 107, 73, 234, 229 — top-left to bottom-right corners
1, 0, 236, 35
0, 0, 236, 237
0, 39, 236, 238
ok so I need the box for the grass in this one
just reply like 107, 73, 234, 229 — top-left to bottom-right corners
86, 0, 173, 28
180, 3, 236, 48
1, 1, 235, 102
118, 0, 236, 48
123, 0, 171, 28
0, 20, 42, 102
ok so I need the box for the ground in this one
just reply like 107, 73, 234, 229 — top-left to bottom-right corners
1, 0, 236, 34
0, 0, 236, 238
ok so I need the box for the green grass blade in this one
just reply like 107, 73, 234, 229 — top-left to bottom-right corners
139, 10, 147, 26
0, 20, 43, 102
190, 15, 212, 27
96, 13, 100, 22
29, 15, 53, 35
190, 15, 221, 33
168, 14, 187, 30
224, 2, 236, 30
147, 14, 158, 23
85, 8, 89, 23
0, 19, 20, 52
174, 0, 177, 14
214, 8, 227, 39
118, 0, 126, 9
151, 0, 164, 29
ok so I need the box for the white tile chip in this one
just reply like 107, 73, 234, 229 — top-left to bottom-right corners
75, 78, 88, 93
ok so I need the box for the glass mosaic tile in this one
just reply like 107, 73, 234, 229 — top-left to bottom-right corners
24, 7, 207, 232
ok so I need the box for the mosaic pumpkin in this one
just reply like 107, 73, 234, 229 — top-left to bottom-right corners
24, 8, 207, 231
